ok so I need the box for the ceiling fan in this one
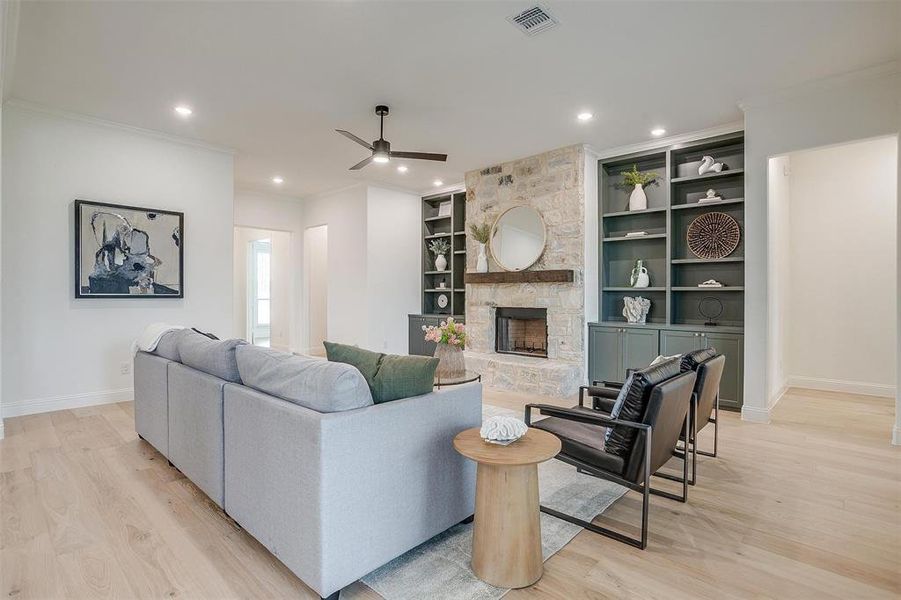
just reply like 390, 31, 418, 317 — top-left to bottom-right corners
336, 105, 447, 170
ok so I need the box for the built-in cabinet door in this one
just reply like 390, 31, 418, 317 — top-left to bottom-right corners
421, 316, 441, 357
588, 326, 622, 384
704, 332, 744, 410
408, 316, 424, 355
660, 330, 703, 357
622, 329, 660, 374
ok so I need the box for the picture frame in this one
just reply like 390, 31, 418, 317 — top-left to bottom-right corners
437, 200, 452, 217
74, 199, 184, 298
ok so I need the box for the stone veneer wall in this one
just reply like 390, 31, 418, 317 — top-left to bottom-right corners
464, 145, 585, 397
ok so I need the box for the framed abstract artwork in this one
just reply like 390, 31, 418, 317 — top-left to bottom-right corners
74, 199, 184, 298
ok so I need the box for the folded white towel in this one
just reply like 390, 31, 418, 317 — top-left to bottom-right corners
132, 323, 186, 355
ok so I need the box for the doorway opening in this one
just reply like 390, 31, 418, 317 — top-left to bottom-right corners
234, 227, 293, 350
766, 136, 897, 414
304, 224, 328, 356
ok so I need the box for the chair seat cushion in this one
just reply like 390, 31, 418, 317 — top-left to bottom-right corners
533, 412, 625, 475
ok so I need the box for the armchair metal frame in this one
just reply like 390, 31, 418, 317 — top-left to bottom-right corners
524, 404, 689, 550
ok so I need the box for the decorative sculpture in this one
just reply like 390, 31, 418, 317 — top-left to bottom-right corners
699, 296, 724, 326
687, 212, 741, 259
698, 279, 724, 287
699, 189, 722, 203
698, 155, 725, 175
480, 415, 528, 445
623, 296, 651, 324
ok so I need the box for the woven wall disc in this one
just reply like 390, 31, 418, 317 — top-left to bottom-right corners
687, 212, 740, 259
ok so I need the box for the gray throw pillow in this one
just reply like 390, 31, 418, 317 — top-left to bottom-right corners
236, 345, 373, 412
177, 330, 247, 382
153, 329, 186, 362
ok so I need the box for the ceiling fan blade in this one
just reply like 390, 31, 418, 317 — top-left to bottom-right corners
349, 156, 374, 170
336, 129, 374, 150
390, 151, 448, 162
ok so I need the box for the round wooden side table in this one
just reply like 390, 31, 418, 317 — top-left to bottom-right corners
453, 427, 561, 589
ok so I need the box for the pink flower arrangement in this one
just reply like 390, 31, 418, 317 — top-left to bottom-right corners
422, 317, 466, 348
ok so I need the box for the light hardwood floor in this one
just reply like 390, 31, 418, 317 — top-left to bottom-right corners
1, 388, 899, 599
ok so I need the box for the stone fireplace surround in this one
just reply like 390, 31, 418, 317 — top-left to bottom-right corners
463, 145, 585, 398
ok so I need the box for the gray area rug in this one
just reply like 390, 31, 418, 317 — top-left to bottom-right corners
350, 405, 627, 600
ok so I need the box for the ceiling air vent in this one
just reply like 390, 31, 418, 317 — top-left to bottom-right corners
508, 5, 559, 36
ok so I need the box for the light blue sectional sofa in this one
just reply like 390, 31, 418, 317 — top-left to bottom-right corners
133, 331, 482, 599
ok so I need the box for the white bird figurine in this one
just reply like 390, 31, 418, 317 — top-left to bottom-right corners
480, 416, 528, 444
698, 155, 725, 175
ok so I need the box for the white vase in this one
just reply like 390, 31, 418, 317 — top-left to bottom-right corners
435, 254, 447, 271
629, 184, 647, 211
476, 243, 488, 273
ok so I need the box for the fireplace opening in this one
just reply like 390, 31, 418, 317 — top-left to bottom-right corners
495, 307, 548, 358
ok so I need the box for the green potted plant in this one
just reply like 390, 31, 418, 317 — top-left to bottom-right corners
469, 222, 492, 273
428, 238, 450, 271
622, 164, 658, 211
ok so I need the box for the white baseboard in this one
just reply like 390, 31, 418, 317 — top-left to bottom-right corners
741, 405, 771, 424
786, 376, 896, 398
893, 425, 901, 446
1, 388, 134, 418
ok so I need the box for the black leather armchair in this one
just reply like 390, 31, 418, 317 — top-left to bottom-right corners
581, 349, 725, 486
525, 367, 696, 549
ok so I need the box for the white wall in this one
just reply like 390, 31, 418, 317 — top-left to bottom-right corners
233, 190, 304, 350
298, 184, 421, 355
304, 224, 328, 355
365, 186, 421, 354
766, 155, 792, 406
741, 63, 901, 427
1, 105, 234, 417
301, 185, 368, 350
233, 227, 292, 350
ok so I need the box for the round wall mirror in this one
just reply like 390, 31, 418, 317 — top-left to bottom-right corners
490, 206, 546, 271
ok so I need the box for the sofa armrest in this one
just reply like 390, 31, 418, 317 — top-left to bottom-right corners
223, 382, 482, 598
317, 383, 482, 593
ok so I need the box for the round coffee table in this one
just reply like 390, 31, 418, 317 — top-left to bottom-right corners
434, 370, 481, 389
453, 427, 561, 588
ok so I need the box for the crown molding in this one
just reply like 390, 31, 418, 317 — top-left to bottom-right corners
3, 98, 237, 155
586, 121, 744, 161
738, 61, 901, 111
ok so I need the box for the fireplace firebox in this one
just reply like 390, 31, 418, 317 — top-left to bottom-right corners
495, 307, 548, 358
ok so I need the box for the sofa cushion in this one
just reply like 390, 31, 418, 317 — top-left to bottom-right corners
236, 345, 373, 412
681, 347, 717, 373
177, 330, 247, 382
604, 359, 681, 458
153, 329, 186, 362
323, 341, 438, 403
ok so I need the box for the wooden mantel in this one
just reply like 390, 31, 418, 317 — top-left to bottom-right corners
464, 270, 575, 284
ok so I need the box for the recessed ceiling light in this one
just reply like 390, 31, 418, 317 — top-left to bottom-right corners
397, 165, 408, 173
174, 105, 193, 117
433, 180, 443, 187
651, 127, 666, 137
272, 176, 284, 184
577, 112, 593, 122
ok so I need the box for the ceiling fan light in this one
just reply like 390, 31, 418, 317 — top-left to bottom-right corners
373, 153, 390, 163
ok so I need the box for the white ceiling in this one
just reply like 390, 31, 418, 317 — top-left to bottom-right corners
7, 1, 900, 198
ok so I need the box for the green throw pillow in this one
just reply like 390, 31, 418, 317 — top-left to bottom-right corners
323, 341, 439, 403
